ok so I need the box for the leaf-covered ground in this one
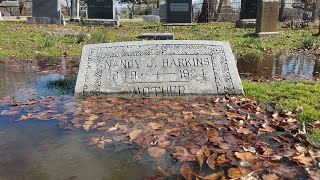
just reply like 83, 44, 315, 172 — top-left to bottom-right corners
1, 93, 319, 179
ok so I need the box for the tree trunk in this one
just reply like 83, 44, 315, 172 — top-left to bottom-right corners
279, 0, 285, 21
215, 0, 224, 19
198, 0, 215, 22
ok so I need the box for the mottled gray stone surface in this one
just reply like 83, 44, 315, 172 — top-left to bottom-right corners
143, 15, 160, 23
32, 0, 61, 18
75, 40, 244, 97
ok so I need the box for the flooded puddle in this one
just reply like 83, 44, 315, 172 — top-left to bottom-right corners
237, 53, 320, 80
0, 55, 318, 179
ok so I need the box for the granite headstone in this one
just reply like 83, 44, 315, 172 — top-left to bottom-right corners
256, 0, 280, 35
87, 0, 114, 19
166, 0, 192, 23
27, 0, 62, 25
75, 41, 244, 97
240, 0, 258, 19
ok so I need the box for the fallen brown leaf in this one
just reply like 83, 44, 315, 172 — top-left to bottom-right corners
235, 152, 258, 161
196, 149, 204, 169
262, 173, 279, 180
293, 153, 314, 166
227, 167, 250, 179
206, 153, 216, 170
129, 129, 142, 142
180, 164, 193, 180
203, 171, 224, 180
87, 114, 99, 121
148, 147, 166, 158
83, 120, 93, 132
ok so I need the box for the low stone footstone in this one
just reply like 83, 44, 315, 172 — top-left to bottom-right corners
138, 33, 174, 40
75, 40, 244, 97
256, 0, 280, 35
143, 15, 160, 23
27, 0, 62, 25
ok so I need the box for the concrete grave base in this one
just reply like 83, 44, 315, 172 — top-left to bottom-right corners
69, 18, 80, 22
257, 31, 281, 37
27, 17, 62, 25
163, 23, 196, 26
138, 33, 174, 40
82, 19, 120, 27
235, 19, 256, 28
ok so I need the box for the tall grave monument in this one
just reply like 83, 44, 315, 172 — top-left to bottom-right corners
256, 0, 280, 35
166, 0, 192, 24
70, 0, 80, 22
27, 0, 62, 25
75, 40, 244, 97
235, 0, 257, 28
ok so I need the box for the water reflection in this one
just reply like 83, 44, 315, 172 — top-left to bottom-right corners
237, 53, 320, 79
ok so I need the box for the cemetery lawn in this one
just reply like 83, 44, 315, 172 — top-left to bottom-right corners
0, 21, 319, 140
0, 21, 320, 59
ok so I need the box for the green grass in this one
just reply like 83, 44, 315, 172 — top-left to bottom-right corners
0, 21, 319, 60
243, 80, 320, 123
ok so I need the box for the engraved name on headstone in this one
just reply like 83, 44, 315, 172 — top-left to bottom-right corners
75, 41, 244, 97
166, 0, 192, 23
256, 0, 279, 34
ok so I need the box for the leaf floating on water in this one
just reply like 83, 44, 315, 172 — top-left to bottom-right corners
129, 129, 142, 142
196, 149, 204, 169
227, 167, 250, 179
89, 137, 100, 145
83, 121, 93, 132
172, 146, 196, 162
148, 147, 166, 157
180, 164, 193, 180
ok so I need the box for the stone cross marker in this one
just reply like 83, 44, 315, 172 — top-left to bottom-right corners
27, 0, 61, 24
87, 0, 114, 19
75, 41, 244, 97
166, 0, 192, 23
256, 0, 280, 35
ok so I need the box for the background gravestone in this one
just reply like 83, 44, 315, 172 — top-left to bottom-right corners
235, 0, 258, 28
27, 0, 61, 25
240, 0, 258, 19
75, 40, 244, 97
87, 0, 114, 19
166, 0, 192, 23
256, 0, 280, 35
70, 0, 80, 22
